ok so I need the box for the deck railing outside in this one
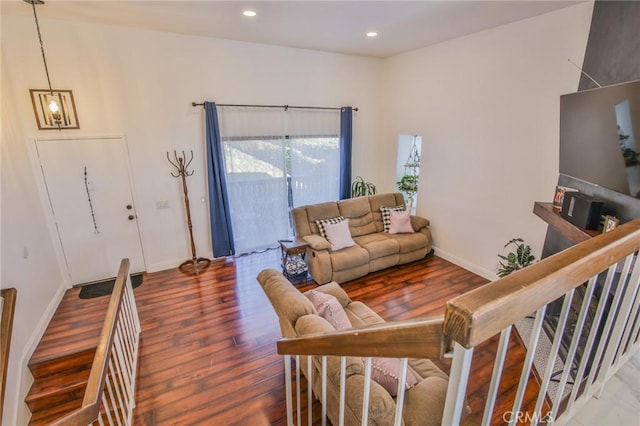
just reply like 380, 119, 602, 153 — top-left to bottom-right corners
275, 218, 640, 425
50, 259, 141, 426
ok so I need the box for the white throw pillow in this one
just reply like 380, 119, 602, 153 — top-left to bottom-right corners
323, 219, 355, 251
315, 216, 345, 238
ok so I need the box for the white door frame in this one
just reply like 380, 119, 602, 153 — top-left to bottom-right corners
28, 134, 147, 286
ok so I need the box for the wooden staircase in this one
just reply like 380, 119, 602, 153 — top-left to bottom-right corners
26, 287, 110, 425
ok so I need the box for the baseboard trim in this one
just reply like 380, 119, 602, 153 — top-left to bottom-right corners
433, 247, 497, 281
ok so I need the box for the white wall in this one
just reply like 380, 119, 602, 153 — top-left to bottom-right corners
1, 16, 382, 425
381, 2, 594, 278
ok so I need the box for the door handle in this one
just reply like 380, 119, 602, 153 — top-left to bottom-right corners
128, 215, 135, 221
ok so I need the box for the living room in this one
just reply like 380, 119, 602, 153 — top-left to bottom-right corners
1, 1, 638, 424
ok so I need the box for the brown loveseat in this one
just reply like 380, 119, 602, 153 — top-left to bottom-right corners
292, 193, 432, 284
257, 268, 452, 426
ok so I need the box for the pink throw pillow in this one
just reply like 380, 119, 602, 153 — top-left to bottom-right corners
388, 209, 414, 234
370, 357, 419, 396
306, 290, 352, 330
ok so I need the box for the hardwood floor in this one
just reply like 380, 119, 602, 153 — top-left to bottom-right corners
130, 250, 543, 425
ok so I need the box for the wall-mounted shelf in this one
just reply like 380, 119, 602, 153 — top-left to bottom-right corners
533, 202, 600, 244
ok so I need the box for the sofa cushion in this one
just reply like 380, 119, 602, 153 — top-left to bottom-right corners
403, 376, 450, 426
294, 314, 364, 383
346, 301, 386, 327
370, 357, 419, 397
307, 290, 352, 330
315, 216, 345, 239
309, 282, 352, 308
338, 197, 377, 237
380, 205, 406, 232
354, 233, 399, 260
389, 210, 414, 234
386, 232, 429, 254
324, 219, 356, 251
329, 244, 370, 271
368, 193, 406, 232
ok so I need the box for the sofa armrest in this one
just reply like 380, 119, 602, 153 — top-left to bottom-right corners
303, 234, 332, 251
410, 215, 430, 231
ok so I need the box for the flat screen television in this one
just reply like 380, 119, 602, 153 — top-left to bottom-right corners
559, 80, 640, 199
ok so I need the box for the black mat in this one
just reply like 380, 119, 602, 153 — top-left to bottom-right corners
79, 273, 144, 299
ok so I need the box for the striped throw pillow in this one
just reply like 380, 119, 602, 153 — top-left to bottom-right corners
380, 205, 405, 232
315, 216, 345, 238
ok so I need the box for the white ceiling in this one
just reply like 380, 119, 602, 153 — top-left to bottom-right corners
2, 0, 583, 58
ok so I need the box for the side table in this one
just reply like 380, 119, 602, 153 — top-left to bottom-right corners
278, 238, 309, 284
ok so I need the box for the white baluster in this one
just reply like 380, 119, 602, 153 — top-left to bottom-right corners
443, 343, 474, 426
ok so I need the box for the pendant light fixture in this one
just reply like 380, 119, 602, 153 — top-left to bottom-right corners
26, 0, 62, 129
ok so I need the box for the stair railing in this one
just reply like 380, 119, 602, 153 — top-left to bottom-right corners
277, 317, 449, 426
50, 258, 141, 426
1, 287, 17, 424
274, 218, 640, 425
443, 217, 640, 425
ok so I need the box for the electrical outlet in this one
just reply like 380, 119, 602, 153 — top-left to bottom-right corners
156, 200, 170, 209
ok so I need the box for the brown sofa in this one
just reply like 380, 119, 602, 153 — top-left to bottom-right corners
257, 268, 452, 426
292, 193, 432, 284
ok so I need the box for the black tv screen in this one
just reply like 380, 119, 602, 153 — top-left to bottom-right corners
559, 80, 640, 199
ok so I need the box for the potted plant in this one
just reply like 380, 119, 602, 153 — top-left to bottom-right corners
497, 238, 535, 277
397, 174, 419, 208
351, 176, 377, 197
397, 174, 418, 193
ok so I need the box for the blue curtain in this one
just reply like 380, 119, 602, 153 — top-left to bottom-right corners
204, 102, 235, 257
339, 107, 353, 199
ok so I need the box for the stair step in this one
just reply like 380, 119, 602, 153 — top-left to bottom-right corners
29, 287, 108, 367
28, 398, 83, 426
28, 348, 95, 380
26, 368, 90, 412
25, 287, 111, 422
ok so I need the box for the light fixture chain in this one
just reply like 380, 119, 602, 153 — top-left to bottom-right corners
30, 0, 54, 94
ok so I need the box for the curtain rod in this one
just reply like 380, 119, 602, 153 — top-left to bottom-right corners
191, 102, 357, 112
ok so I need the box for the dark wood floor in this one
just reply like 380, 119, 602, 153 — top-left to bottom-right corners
129, 250, 543, 425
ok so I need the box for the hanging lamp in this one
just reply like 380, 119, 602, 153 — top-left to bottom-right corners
25, 0, 63, 129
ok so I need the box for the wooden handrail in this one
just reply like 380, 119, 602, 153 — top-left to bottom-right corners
277, 316, 448, 359
1, 288, 17, 425
444, 217, 640, 349
50, 259, 130, 426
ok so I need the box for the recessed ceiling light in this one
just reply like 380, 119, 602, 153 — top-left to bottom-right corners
366, 31, 378, 38
243, 10, 257, 17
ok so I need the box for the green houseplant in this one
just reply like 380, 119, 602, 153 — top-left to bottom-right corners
397, 174, 419, 208
497, 238, 535, 277
351, 176, 377, 197
396, 174, 419, 193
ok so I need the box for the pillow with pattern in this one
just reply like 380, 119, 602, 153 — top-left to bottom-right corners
369, 357, 419, 396
306, 290, 352, 330
315, 216, 345, 238
380, 205, 405, 232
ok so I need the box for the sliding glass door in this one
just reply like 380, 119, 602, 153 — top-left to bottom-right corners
218, 107, 340, 254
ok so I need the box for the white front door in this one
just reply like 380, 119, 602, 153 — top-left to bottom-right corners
35, 136, 146, 284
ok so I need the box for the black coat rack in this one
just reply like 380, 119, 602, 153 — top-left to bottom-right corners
167, 150, 210, 275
